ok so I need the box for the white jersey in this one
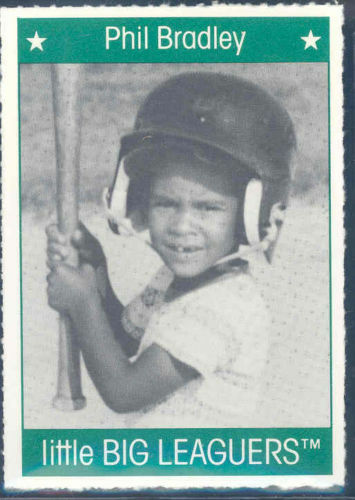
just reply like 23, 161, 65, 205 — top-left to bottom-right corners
121, 265, 270, 428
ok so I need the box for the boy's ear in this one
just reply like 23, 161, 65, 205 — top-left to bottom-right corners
130, 209, 148, 233
126, 175, 151, 222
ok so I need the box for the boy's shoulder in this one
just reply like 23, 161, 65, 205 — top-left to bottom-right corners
166, 265, 268, 321
205, 267, 267, 310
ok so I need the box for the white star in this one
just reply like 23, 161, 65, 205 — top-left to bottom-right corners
26, 31, 47, 52
301, 30, 321, 50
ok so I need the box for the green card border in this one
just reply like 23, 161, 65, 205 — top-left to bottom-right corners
17, 15, 333, 478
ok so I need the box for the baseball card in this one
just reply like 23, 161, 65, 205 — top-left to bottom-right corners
1, 3, 345, 493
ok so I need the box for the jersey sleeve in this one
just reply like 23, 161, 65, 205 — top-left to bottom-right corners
121, 298, 146, 342
121, 265, 173, 342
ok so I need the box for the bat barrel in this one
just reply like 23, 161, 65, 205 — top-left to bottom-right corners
51, 64, 86, 411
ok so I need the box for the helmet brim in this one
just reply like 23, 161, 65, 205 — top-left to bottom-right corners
121, 131, 253, 182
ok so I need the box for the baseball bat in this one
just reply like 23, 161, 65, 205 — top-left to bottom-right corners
51, 64, 86, 411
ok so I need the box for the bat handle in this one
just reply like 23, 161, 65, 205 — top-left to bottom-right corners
53, 316, 86, 411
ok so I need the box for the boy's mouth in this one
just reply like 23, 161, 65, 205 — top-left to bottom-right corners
165, 243, 203, 255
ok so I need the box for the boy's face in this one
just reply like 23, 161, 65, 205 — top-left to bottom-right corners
148, 159, 239, 278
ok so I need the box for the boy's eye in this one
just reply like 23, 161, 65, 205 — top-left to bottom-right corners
151, 198, 176, 208
196, 202, 223, 212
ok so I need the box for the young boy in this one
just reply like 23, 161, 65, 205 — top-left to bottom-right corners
46, 72, 296, 427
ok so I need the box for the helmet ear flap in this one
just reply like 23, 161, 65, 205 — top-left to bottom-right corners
110, 159, 130, 221
242, 178, 288, 262
104, 157, 151, 240
243, 179, 263, 247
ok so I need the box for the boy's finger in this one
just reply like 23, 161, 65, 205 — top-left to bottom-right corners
46, 225, 67, 244
72, 223, 93, 245
71, 229, 85, 247
47, 242, 69, 258
47, 260, 56, 271
46, 254, 63, 270
45, 223, 57, 235
48, 252, 62, 262
77, 247, 94, 261
72, 222, 96, 246
46, 271, 56, 283
46, 255, 63, 269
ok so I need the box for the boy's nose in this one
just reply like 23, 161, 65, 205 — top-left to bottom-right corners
170, 208, 195, 235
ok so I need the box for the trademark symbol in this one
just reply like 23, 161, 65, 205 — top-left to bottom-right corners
301, 438, 321, 450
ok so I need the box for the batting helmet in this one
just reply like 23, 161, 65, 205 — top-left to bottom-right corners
104, 72, 296, 262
